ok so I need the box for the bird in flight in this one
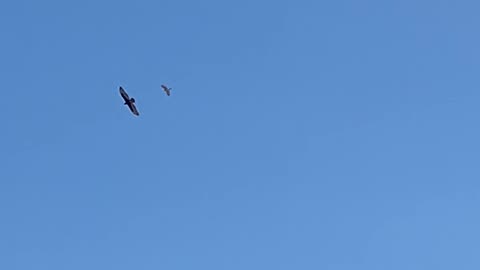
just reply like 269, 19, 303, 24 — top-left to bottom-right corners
161, 85, 172, 96
119, 86, 139, 116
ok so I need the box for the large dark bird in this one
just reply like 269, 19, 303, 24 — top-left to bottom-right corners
119, 86, 139, 116
161, 85, 172, 96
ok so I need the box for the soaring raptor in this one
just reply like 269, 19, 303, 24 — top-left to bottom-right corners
119, 86, 139, 116
161, 85, 172, 96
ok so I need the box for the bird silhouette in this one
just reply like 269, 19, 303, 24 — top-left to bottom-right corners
119, 86, 139, 116
161, 85, 172, 96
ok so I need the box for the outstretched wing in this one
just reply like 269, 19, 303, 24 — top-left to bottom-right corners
128, 103, 140, 116
119, 86, 130, 102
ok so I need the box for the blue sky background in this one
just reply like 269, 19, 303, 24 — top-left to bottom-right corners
1, 0, 480, 269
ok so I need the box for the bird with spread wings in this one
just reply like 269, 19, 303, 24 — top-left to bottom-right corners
119, 86, 139, 116
161, 85, 172, 96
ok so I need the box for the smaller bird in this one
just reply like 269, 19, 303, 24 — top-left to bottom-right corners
161, 85, 172, 96
119, 86, 139, 116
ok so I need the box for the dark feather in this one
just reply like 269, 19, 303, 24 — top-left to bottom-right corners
128, 103, 140, 116
119, 87, 130, 102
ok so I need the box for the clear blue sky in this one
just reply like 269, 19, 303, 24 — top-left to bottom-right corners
1, 0, 480, 269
